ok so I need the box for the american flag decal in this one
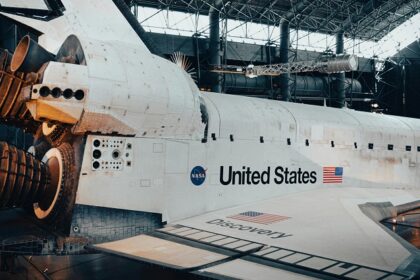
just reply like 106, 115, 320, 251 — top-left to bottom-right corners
228, 211, 289, 225
323, 167, 343, 183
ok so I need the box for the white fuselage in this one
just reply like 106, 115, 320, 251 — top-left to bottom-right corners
74, 92, 420, 223
10, 0, 420, 223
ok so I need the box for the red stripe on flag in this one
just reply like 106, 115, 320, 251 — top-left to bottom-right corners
228, 213, 289, 225
323, 166, 343, 184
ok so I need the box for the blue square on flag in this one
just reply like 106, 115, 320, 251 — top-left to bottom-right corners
335, 167, 343, 176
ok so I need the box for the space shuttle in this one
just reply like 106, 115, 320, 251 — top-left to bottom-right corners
0, 1, 419, 279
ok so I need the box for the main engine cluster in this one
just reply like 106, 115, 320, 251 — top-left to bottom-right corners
0, 36, 81, 230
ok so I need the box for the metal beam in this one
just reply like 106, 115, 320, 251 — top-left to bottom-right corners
209, 0, 223, 92
132, 0, 419, 40
336, 0, 381, 33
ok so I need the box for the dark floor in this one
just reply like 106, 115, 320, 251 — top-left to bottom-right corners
0, 209, 204, 280
0, 254, 204, 280
1, 210, 418, 279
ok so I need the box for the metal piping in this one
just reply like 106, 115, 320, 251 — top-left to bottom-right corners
334, 31, 346, 108
211, 73, 362, 98
209, 0, 223, 93
279, 19, 290, 101
336, 31, 345, 54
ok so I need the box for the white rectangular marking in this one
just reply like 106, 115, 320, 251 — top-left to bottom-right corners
345, 268, 386, 280
175, 229, 201, 237
236, 243, 264, 252
200, 234, 227, 243
212, 237, 238, 246
281, 253, 310, 264
298, 257, 336, 270
324, 263, 358, 275
186, 231, 216, 240
264, 249, 294, 260
253, 247, 279, 256
169, 227, 192, 234
223, 240, 250, 249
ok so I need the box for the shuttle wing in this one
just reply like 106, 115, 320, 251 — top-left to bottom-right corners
0, 0, 65, 20
93, 187, 419, 279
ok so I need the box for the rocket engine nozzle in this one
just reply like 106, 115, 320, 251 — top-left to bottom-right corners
0, 141, 75, 223
0, 39, 51, 132
0, 142, 51, 208
10, 35, 56, 73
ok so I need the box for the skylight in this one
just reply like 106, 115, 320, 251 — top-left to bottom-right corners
136, 6, 419, 60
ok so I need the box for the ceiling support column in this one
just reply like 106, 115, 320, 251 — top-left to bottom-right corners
209, 0, 223, 93
279, 19, 290, 101
334, 30, 346, 108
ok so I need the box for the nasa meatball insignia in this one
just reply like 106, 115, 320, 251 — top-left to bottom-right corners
190, 166, 206, 186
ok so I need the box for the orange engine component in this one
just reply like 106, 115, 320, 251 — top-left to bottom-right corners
0, 48, 40, 133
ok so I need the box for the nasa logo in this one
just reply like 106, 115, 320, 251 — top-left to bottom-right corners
190, 166, 206, 186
